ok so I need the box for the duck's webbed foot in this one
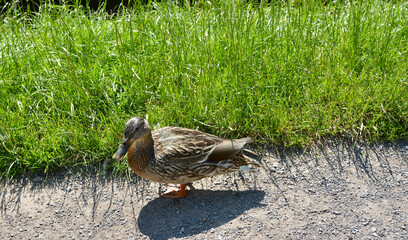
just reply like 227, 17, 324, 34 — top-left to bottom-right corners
161, 184, 188, 198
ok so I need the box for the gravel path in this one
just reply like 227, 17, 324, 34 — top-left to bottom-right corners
1, 139, 408, 239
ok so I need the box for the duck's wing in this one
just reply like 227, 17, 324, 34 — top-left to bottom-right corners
152, 127, 252, 164
152, 127, 220, 164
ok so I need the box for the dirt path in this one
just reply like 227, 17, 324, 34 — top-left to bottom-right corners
1, 139, 408, 240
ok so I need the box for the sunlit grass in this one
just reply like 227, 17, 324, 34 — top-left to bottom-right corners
1, 0, 407, 177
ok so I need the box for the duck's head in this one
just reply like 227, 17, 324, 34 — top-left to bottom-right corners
112, 116, 151, 161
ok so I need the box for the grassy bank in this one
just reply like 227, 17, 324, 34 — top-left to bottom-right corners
1, 1, 407, 176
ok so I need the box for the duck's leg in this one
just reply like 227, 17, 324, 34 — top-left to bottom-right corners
161, 184, 187, 198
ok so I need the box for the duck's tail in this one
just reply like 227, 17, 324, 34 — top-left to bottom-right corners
236, 138, 260, 171
233, 148, 261, 171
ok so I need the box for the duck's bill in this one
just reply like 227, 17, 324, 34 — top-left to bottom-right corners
112, 143, 130, 161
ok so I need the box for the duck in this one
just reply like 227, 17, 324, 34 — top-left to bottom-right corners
112, 116, 259, 198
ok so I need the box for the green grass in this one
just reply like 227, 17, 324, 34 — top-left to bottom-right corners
1, 0, 407, 177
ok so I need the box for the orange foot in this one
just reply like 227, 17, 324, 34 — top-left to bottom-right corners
161, 184, 187, 198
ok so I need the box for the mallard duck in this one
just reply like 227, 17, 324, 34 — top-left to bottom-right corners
113, 116, 259, 198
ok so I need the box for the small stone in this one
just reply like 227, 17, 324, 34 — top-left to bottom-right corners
66, 187, 71, 192
33, 177, 43, 183
202, 217, 208, 222
371, 227, 377, 232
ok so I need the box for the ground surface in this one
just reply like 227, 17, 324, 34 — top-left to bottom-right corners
1, 139, 408, 240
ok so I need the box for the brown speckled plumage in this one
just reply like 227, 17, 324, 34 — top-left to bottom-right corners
113, 116, 259, 187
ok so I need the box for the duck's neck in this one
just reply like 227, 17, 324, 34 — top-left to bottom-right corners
127, 133, 155, 174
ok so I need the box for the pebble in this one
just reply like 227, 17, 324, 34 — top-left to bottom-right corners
33, 177, 43, 183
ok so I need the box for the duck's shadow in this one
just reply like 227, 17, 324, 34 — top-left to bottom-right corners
137, 189, 265, 239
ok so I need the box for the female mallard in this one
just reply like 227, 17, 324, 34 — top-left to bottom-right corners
113, 116, 259, 198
